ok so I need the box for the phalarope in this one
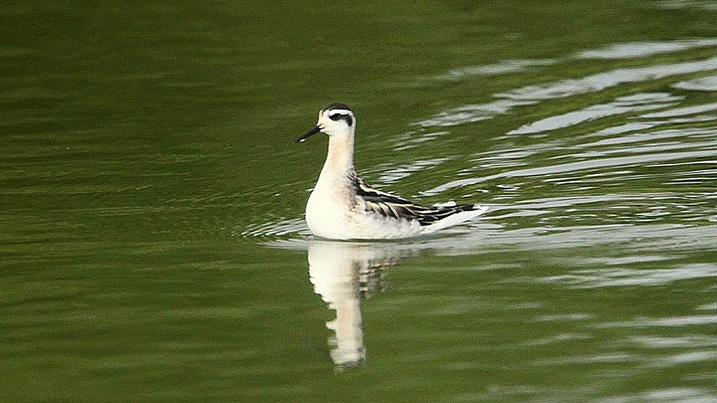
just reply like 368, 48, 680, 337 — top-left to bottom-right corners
296, 103, 487, 240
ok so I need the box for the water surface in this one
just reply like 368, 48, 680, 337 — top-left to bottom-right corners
1, 1, 716, 402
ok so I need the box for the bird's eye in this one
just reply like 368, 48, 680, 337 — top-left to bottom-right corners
327, 111, 353, 126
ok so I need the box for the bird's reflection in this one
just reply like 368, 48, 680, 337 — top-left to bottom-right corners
307, 240, 404, 370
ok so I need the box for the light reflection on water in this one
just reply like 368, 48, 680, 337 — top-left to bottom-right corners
507, 92, 682, 135
575, 39, 717, 59
674, 75, 717, 91
416, 48, 717, 128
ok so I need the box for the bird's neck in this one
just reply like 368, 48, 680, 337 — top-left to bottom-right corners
319, 134, 355, 185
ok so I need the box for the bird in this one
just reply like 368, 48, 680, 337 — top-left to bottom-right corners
295, 103, 487, 240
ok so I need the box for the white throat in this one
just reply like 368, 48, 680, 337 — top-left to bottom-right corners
319, 129, 355, 184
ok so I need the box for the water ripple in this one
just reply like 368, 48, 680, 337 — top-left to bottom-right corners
508, 92, 682, 135
674, 75, 717, 91
576, 39, 717, 59
657, 0, 717, 10
501, 56, 717, 101
433, 59, 557, 81
374, 157, 451, 184
539, 264, 717, 288
421, 147, 717, 196
416, 56, 717, 128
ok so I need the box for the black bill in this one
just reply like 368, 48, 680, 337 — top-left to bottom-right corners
295, 125, 322, 143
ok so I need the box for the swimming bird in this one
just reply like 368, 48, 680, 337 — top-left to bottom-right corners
296, 103, 487, 240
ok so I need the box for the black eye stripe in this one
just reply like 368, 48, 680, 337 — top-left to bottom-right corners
328, 112, 354, 126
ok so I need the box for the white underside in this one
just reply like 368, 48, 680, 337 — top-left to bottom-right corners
306, 186, 488, 240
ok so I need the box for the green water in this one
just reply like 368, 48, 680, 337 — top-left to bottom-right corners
2, 1, 716, 402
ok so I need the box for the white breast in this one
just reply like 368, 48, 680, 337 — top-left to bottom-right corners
305, 181, 354, 239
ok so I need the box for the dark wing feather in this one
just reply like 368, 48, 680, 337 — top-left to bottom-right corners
351, 174, 478, 226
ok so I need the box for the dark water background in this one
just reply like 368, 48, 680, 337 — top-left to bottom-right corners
1, 1, 716, 401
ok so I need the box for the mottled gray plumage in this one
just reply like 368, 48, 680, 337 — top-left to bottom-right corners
350, 173, 479, 226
